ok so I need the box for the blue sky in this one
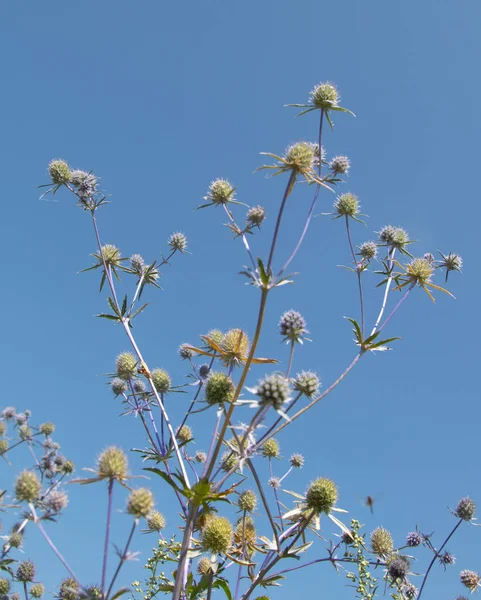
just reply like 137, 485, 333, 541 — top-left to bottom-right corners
1, 1, 481, 598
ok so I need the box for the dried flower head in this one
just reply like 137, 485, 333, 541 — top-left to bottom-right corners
460, 570, 481, 592
238, 490, 257, 513
329, 155, 351, 175
16, 560, 36, 582
290, 453, 304, 468
205, 179, 236, 206
279, 310, 307, 344
358, 241, 378, 261
261, 438, 280, 459
152, 369, 171, 393
305, 478, 337, 514
169, 232, 188, 253
246, 206, 266, 228
293, 371, 320, 398
201, 516, 233, 554
49, 159, 71, 185
147, 510, 166, 531
127, 488, 154, 518
406, 531, 423, 547
111, 378, 127, 396
116, 352, 137, 380
46, 490, 69, 513
334, 192, 360, 218
310, 82, 340, 110
97, 447, 128, 481
205, 372, 235, 405
388, 555, 410, 582
255, 374, 291, 410
177, 425, 193, 443
15, 470, 41, 503
371, 527, 394, 556
220, 329, 250, 367
39, 422, 55, 436
456, 497, 476, 521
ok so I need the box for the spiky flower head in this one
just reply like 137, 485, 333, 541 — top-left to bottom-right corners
46, 490, 68, 513
61, 460, 75, 475
310, 82, 340, 110
206, 179, 236, 206
147, 510, 166, 531
19, 425, 32, 440
290, 453, 304, 468
0, 579, 10, 594
201, 516, 233, 554
49, 159, 71, 185
127, 488, 154, 518
169, 232, 188, 253
194, 450, 207, 464
305, 478, 337, 514
460, 570, 481, 592
199, 364, 210, 379
379, 226, 410, 250
59, 578, 80, 600
406, 531, 423, 547
177, 425, 193, 443
293, 371, 320, 398
456, 497, 476, 521
439, 252, 463, 280
238, 490, 257, 513
0, 422, 6, 436
220, 329, 250, 367
388, 555, 410, 582
329, 156, 351, 175
2, 407, 15, 419
70, 169, 98, 198
255, 374, 291, 410
133, 379, 146, 394
197, 557, 212, 575
0, 440, 8, 455
334, 192, 359, 218
406, 258, 433, 287
16, 560, 36, 582
101, 244, 122, 267
439, 551, 456, 567
205, 329, 224, 350
130, 254, 144, 274
30, 584, 45, 598
178, 344, 194, 360
359, 241, 378, 261
39, 422, 55, 436
152, 369, 171, 393
9, 532, 23, 548
235, 515, 257, 549
116, 352, 137, 380
424, 252, 435, 265
205, 372, 235, 405
371, 527, 394, 556
11, 593, 21, 600
261, 438, 280, 459
404, 583, 418, 600
268, 477, 281, 489
15, 470, 41, 503
221, 451, 238, 473
246, 206, 266, 228
111, 378, 127, 396
97, 447, 128, 481
279, 310, 307, 344
283, 142, 317, 174
16, 413, 27, 425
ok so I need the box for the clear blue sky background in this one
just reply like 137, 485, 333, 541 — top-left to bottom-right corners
1, 1, 480, 598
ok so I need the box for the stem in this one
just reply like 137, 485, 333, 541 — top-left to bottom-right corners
101, 479, 114, 597
417, 519, 463, 600
378, 284, 414, 334
370, 247, 396, 336
277, 109, 325, 278
105, 520, 137, 600
223, 204, 257, 270
234, 511, 247, 600
345, 216, 365, 337
266, 171, 297, 273
23, 582, 29, 600
171, 504, 197, 600
286, 343, 295, 378
206, 571, 215, 600
247, 459, 280, 551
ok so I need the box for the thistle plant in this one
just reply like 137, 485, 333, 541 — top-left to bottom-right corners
0, 77, 469, 600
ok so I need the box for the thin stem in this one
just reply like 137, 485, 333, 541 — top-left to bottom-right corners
223, 204, 257, 270
201, 410, 223, 479
171, 504, 196, 600
417, 519, 463, 600
278, 109, 325, 278
370, 247, 396, 336
378, 283, 414, 334
101, 479, 114, 597
269, 460, 284, 532
286, 343, 295, 378
266, 171, 297, 273
23, 582, 29, 600
272, 555, 384, 577
345, 216, 365, 337
234, 511, 247, 600
246, 459, 280, 551
206, 571, 215, 600
106, 520, 137, 600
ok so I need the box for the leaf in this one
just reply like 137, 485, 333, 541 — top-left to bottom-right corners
328, 513, 352, 537
282, 489, 305, 500
257, 257, 269, 287
131, 303, 149, 319
212, 579, 233, 600
144, 468, 186, 496
121, 294, 128, 316
285, 540, 313, 557
97, 314, 121, 321
109, 588, 131, 600
259, 574, 285, 587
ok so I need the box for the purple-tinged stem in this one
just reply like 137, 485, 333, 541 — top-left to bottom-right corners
286, 343, 295, 378
345, 216, 365, 337
266, 171, 297, 273
23, 582, 29, 600
101, 479, 114, 597
105, 519, 137, 600
377, 283, 414, 334
247, 458, 280, 551
370, 247, 396, 336
223, 204, 257, 271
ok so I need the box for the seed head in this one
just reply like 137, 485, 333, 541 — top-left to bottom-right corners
456, 497, 476, 521
2, 407, 15, 419
127, 488, 154, 518
439, 252, 463, 279
371, 527, 394, 556
406, 531, 423, 547
279, 310, 307, 344
310, 82, 340, 110
460, 570, 481, 592
111, 378, 127, 396
130, 254, 144, 274
59, 578, 80, 600
205, 372, 235, 405
97, 447, 128, 481
305, 478, 337, 514
293, 371, 320, 398
16, 560, 36, 582
116, 353, 137, 380
9, 532, 23, 548
30, 584, 45, 598
407, 258, 434, 286
283, 142, 317, 174
439, 551, 456, 567
220, 329, 250, 367
388, 555, 410, 582
290, 453, 304, 468
178, 344, 194, 360
238, 490, 257, 513
15, 471, 41, 503
70, 170, 98, 198
256, 374, 291, 410
261, 438, 280, 459
0, 440, 8, 455
147, 510, 166, 531
404, 583, 418, 600
46, 490, 68, 513
334, 192, 359, 218
197, 557, 212, 575
61, 460, 75, 475
329, 156, 351, 175
201, 516, 233, 554
246, 206, 266, 228
177, 426, 193, 443
39, 422, 55, 436
133, 379, 146, 394
194, 450, 207, 464
198, 364, 210, 379
206, 179, 236, 206
359, 241, 378, 261
0, 579, 10, 594
152, 369, 171, 393
169, 232, 188, 253
268, 477, 281, 489
49, 159, 71, 185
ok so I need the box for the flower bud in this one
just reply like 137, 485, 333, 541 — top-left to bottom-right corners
49, 160, 71, 185
15, 471, 41, 502
97, 447, 128, 481
238, 490, 257, 513
305, 478, 337, 514
152, 369, 171, 393
116, 353, 137, 380
201, 516, 233, 554
127, 488, 154, 518
205, 372, 235, 405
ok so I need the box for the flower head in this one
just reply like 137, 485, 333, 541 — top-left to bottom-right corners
59, 578, 80, 600
130, 254, 144, 274
404, 583, 418, 600
194, 450, 207, 464
310, 82, 340, 110
116, 352, 137, 380
204, 179, 236, 207
39, 422, 55, 436
261, 438, 280, 459
238, 490, 257, 513
152, 369, 171, 393
178, 344, 194, 360
268, 477, 281, 490
255, 374, 291, 410
329, 155, 351, 175
177, 426, 193, 443
49, 160, 71, 185
16, 560, 36, 582
2, 407, 16, 419
358, 241, 378, 261
111, 378, 128, 396
438, 251, 462, 281
406, 531, 423, 547
197, 557, 212, 575
460, 569, 481, 592
147, 510, 166, 531
305, 477, 338, 514
439, 551, 456, 568
290, 453, 304, 468
246, 206, 266, 228
169, 232, 188, 253
387, 555, 410, 582
293, 371, 320, 398
127, 488, 154, 518
279, 310, 307, 344
15, 470, 41, 503
0, 579, 10, 594
205, 372, 235, 405
201, 516, 233, 554
259, 142, 323, 185
220, 329, 250, 368
46, 490, 69, 513
333, 192, 360, 218
70, 169, 98, 198
456, 497, 476, 521
97, 447, 128, 482
371, 527, 394, 556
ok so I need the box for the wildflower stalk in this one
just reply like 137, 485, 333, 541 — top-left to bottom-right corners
234, 511, 247, 600
286, 343, 295, 378
345, 215, 365, 337
417, 518, 463, 600
370, 247, 396, 336
101, 479, 114, 597
23, 581, 29, 600
266, 170, 297, 272
223, 204, 256, 270
378, 283, 415, 333
246, 458, 280, 550
105, 519, 137, 600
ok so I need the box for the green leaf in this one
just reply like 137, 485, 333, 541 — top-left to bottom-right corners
121, 294, 128, 316
131, 303, 149, 319
212, 579, 233, 600
257, 258, 269, 287
345, 317, 362, 344
109, 588, 131, 600
97, 313, 121, 322
144, 468, 186, 496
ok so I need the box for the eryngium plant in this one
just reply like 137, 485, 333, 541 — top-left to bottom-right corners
15, 79, 472, 600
